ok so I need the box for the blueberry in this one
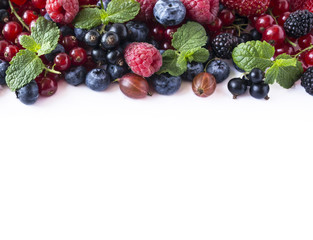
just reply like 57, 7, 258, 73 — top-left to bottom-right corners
97, 0, 111, 9
84, 29, 101, 47
109, 23, 128, 40
106, 49, 123, 65
92, 48, 107, 63
0, 0, 9, 10
250, 29, 262, 40
44, 13, 52, 21
0, 9, 9, 23
232, 59, 245, 73
85, 68, 111, 91
153, 0, 186, 26
0, 59, 9, 85
182, 62, 204, 81
16, 80, 39, 105
150, 73, 182, 95
248, 68, 264, 83
108, 64, 128, 80
126, 21, 149, 42
74, 28, 88, 41
101, 31, 120, 49
121, 41, 132, 49
159, 49, 165, 55
206, 60, 230, 83
65, 66, 87, 86
45, 44, 65, 62
60, 25, 74, 37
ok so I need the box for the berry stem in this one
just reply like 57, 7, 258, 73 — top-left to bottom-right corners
268, 8, 278, 25
99, 24, 106, 34
44, 67, 61, 75
286, 38, 297, 47
293, 44, 313, 58
80, 4, 99, 8
8, 0, 30, 31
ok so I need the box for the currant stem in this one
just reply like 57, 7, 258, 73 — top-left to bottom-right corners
286, 38, 297, 47
8, 0, 30, 31
293, 44, 313, 58
44, 67, 61, 75
80, 4, 99, 8
99, 24, 106, 34
268, 8, 278, 25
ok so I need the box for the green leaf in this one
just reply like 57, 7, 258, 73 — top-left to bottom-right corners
265, 54, 303, 89
232, 41, 275, 72
172, 22, 208, 52
191, 48, 210, 63
157, 50, 186, 76
19, 35, 40, 53
73, 8, 103, 29
5, 50, 44, 92
105, 0, 140, 24
31, 17, 60, 56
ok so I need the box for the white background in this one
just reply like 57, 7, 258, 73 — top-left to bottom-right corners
0, 68, 313, 240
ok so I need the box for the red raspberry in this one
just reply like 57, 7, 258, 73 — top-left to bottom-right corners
135, 0, 158, 22
45, 0, 79, 24
180, 0, 219, 24
290, 0, 313, 12
220, 0, 270, 16
124, 42, 162, 78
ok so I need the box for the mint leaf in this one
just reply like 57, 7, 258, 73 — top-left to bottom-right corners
31, 17, 60, 56
232, 41, 275, 72
158, 50, 186, 76
20, 35, 40, 53
105, 0, 140, 24
5, 50, 44, 91
172, 22, 208, 52
191, 48, 209, 63
73, 8, 103, 29
265, 54, 303, 89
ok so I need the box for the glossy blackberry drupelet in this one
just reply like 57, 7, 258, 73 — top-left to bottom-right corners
126, 21, 149, 42
85, 68, 111, 91
150, 73, 182, 95
45, 44, 65, 62
0, 59, 9, 85
182, 62, 204, 81
206, 60, 230, 83
211, 33, 238, 59
108, 64, 128, 80
153, 0, 186, 26
16, 80, 39, 105
65, 66, 87, 86
284, 10, 313, 38
301, 67, 313, 95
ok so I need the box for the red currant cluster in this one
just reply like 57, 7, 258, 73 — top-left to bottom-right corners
150, 24, 178, 50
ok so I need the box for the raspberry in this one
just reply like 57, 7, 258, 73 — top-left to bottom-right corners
291, 0, 313, 13
45, 0, 79, 24
211, 33, 238, 59
124, 42, 162, 78
301, 67, 313, 95
135, 0, 158, 22
220, 0, 270, 16
284, 10, 313, 38
180, 0, 219, 24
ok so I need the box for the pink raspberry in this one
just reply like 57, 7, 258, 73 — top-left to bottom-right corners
46, 0, 79, 24
135, 0, 158, 22
180, 0, 219, 24
124, 42, 162, 78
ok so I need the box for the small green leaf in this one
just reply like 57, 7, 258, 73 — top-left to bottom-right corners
5, 50, 44, 91
31, 17, 60, 56
191, 48, 210, 63
265, 54, 303, 89
158, 50, 186, 76
19, 35, 40, 53
73, 8, 102, 29
232, 41, 275, 72
105, 0, 140, 23
172, 22, 208, 52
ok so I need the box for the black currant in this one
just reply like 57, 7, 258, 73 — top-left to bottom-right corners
250, 29, 262, 40
91, 48, 107, 63
84, 30, 100, 47
109, 23, 128, 40
248, 68, 264, 83
0, 9, 9, 23
250, 83, 270, 100
227, 78, 247, 99
101, 31, 120, 49
106, 50, 123, 65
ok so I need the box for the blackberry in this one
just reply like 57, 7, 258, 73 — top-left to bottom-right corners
284, 10, 313, 38
211, 33, 238, 59
301, 67, 313, 96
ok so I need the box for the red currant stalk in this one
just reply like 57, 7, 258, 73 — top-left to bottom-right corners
293, 44, 313, 59
8, 0, 30, 31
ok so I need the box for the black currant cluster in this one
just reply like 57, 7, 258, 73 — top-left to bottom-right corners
227, 68, 270, 100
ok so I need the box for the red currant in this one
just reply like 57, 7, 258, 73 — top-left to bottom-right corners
249, 15, 263, 27
218, 9, 235, 26
69, 47, 87, 66
207, 17, 222, 32
298, 34, 313, 50
2, 21, 23, 42
272, 0, 290, 16
17, 1, 37, 14
304, 50, 313, 66
255, 15, 275, 33
10, 0, 27, 6
4, 45, 19, 62
151, 25, 165, 41
262, 25, 286, 47
61, 35, 78, 52
31, 0, 46, 9
0, 40, 9, 59
40, 8, 46, 16
277, 12, 290, 26
84, 55, 96, 71
36, 76, 58, 97
54, 53, 71, 71
22, 10, 39, 25
15, 32, 30, 48
161, 41, 174, 50
29, 19, 37, 31
164, 27, 178, 41
274, 44, 295, 58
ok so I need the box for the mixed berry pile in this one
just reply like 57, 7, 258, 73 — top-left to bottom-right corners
0, 0, 313, 105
